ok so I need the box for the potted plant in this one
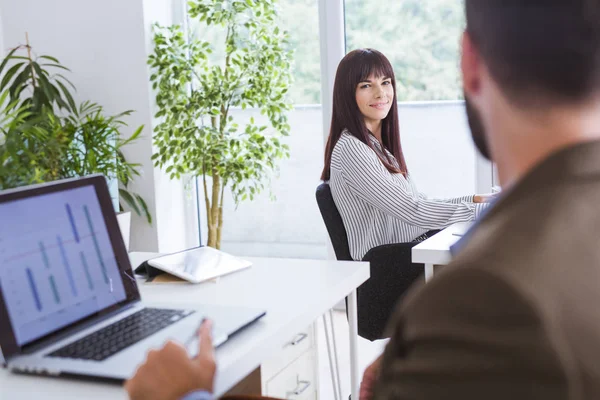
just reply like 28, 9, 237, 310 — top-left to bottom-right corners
0, 37, 151, 247
148, 0, 293, 249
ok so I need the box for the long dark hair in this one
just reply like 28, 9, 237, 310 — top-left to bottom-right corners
321, 48, 408, 181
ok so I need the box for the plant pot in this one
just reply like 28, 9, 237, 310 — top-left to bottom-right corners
116, 211, 131, 252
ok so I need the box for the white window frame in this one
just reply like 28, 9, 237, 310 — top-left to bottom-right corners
317, 0, 345, 148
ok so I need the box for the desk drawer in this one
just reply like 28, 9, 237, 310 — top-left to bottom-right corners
262, 324, 315, 379
265, 350, 317, 399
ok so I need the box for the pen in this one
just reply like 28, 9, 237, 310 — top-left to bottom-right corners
185, 318, 206, 348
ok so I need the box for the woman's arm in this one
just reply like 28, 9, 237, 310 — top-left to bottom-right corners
418, 192, 476, 205
419, 193, 496, 204
333, 138, 487, 230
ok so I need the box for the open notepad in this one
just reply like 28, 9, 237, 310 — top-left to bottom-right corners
145, 246, 252, 284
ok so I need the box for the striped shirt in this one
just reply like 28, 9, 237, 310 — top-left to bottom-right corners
329, 131, 487, 260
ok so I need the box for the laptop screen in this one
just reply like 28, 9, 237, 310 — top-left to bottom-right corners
0, 182, 128, 347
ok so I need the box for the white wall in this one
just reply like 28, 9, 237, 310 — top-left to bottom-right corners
0, 0, 199, 253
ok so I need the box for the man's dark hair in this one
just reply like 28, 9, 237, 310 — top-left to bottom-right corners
466, 0, 600, 106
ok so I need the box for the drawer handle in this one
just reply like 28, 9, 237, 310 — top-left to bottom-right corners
286, 379, 311, 397
287, 333, 308, 346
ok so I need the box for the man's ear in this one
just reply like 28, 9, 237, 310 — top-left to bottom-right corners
461, 31, 482, 98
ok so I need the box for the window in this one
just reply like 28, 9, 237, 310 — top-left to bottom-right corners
344, 0, 465, 102
279, 0, 322, 105
187, 0, 321, 106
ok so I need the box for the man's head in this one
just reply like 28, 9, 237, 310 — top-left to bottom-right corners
462, 1, 600, 161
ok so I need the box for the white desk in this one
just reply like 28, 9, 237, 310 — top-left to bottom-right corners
0, 253, 369, 400
411, 222, 471, 281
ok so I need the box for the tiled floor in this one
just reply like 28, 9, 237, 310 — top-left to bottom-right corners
316, 310, 388, 399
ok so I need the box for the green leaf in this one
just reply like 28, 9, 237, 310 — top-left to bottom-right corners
121, 124, 144, 145
39, 55, 61, 63
0, 62, 26, 92
119, 188, 141, 215
55, 74, 76, 91
33, 63, 62, 108
56, 80, 77, 114
10, 67, 31, 100
39, 63, 70, 71
135, 193, 152, 224
0, 48, 20, 77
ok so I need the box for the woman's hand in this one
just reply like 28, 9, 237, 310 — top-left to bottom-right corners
473, 193, 496, 203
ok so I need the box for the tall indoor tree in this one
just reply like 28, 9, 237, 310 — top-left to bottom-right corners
149, 0, 293, 249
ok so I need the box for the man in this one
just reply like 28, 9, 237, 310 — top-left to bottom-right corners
126, 1, 600, 399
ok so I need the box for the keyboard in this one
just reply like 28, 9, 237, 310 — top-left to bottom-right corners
48, 308, 195, 361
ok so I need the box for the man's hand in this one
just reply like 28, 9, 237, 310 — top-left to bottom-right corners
125, 319, 217, 400
359, 355, 382, 400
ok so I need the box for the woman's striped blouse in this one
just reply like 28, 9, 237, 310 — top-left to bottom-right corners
329, 131, 486, 260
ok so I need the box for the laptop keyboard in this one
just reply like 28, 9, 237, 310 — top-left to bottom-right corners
47, 308, 195, 362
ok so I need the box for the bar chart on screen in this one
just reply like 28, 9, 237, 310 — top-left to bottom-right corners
0, 185, 127, 345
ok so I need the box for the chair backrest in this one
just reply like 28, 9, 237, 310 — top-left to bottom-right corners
315, 183, 353, 261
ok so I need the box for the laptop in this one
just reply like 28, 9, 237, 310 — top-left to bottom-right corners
0, 175, 265, 381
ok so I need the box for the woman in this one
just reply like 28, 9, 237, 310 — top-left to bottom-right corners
321, 49, 491, 261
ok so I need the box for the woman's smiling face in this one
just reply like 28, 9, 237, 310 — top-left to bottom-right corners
355, 74, 394, 126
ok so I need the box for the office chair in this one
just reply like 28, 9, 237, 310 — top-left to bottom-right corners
315, 182, 426, 341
